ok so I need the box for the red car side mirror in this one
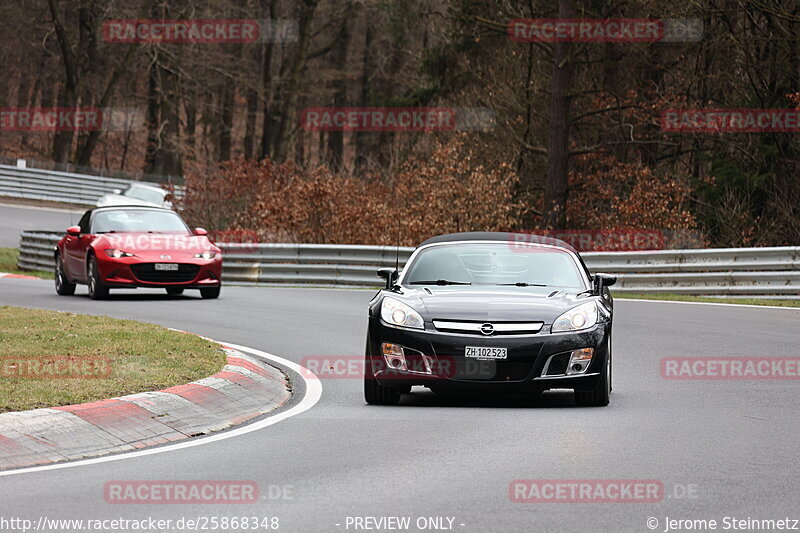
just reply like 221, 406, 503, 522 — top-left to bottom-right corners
194, 228, 208, 236
67, 226, 81, 237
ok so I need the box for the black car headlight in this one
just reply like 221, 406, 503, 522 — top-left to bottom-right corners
552, 301, 598, 332
381, 297, 424, 329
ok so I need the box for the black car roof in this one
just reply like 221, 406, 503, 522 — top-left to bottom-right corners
418, 232, 575, 251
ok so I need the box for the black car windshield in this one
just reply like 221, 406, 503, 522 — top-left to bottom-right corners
124, 186, 165, 204
403, 243, 586, 289
92, 209, 189, 234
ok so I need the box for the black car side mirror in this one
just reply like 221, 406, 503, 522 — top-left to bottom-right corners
377, 268, 399, 290
592, 273, 617, 294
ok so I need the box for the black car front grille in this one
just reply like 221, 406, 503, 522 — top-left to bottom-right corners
131, 263, 200, 283
432, 357, 533, 382
544, 352, 570, 376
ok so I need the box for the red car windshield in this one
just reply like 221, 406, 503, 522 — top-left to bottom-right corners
92, 210, 189, 234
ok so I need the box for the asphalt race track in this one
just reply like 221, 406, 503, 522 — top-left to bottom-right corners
0, 203, 82, 248
1, 275, 798, 532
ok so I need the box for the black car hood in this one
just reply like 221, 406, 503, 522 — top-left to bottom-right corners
393, 285, 593, 324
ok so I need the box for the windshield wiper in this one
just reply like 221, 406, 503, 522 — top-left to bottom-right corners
496, 282, 547, 287
409, 279, 472, 286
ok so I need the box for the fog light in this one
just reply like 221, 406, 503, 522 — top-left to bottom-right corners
566, 348, 594, 375
571, 348, 593, 360
381, 343, 407, 372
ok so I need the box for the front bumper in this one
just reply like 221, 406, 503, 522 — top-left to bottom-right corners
97, 257, 222, 289
367, 317, 610, 392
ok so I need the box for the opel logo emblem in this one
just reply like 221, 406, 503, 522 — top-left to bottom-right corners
480, 323, 494, 336
160, 254, 171, 260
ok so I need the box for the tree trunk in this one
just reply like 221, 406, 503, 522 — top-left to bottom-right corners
184, 92, 197, 150
218, 74, 236, 162
258, 0, 278, 160
144, 46, 162, 174
144, 0, 183, 178
244, 86, 259, 159
272, 0, 320, 162
355, 20, 373, 174
543, 0, 575, 229
0, 71, 8, 108
47, 0, 81, 164
325, 2, 353, 171
76, 45, 136, 166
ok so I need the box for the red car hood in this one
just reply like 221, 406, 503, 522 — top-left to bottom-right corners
97, 232, 218, 257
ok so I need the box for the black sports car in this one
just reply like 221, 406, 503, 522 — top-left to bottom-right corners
365, 232, 617, 406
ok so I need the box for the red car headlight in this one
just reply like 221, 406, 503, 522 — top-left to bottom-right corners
104, 249, 135, 258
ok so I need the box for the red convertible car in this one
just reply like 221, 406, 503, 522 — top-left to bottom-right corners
54, 206, 222, 300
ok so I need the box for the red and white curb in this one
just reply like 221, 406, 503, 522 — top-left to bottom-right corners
0, 344, 291, 470
0, 272, 40, 279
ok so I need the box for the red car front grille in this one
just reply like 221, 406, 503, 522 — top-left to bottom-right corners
130, 263, 200, 283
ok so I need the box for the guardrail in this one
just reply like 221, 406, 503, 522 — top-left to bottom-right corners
0, 155, 184, 185
0, 164, 181, 207
16, 231, 800, 298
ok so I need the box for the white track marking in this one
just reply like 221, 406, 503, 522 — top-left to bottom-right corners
0, 342, 321, 478
620, 297, 800, 311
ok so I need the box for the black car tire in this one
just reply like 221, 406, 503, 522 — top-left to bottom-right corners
166, 287, 184, 295
609, 338, 613, 393
574, 352, 610, 407
87, 255, 109, 300
55, 254, 76, 296
200, 286, 220, 299
363, 340, 402, 405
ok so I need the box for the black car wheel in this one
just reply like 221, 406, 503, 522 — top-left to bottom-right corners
608, 334, 613, 393
55, 254, 76, 296
574, 347, 610, 407
87, 255, 109, 300
363, 339, 402, 405
200, 286, 220, 299
166, 287, 184, 295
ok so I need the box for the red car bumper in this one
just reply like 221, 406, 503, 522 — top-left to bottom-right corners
96, 255, 222, 288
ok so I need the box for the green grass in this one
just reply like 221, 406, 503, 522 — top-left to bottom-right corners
0, 306, 226, 412
615, 293, 800, 308
0, 247, 53, 279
